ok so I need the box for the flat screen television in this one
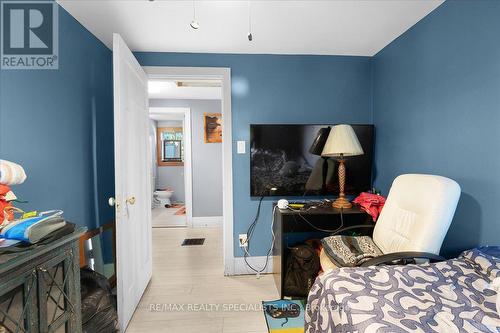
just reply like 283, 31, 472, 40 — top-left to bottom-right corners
250, 124, 374, 197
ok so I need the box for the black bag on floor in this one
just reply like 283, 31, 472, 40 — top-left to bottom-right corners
80, 268, 119, 333
284, 244, 320, 297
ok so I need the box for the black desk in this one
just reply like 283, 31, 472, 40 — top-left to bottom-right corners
272, 204, 372, 298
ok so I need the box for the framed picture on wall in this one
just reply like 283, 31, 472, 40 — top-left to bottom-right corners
204, 113, 222, 143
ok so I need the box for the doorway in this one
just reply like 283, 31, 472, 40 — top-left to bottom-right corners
144, 66, 235, 275
149, 107, 192, 228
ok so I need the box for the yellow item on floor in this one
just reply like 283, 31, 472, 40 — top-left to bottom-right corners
269, 328, 303, 333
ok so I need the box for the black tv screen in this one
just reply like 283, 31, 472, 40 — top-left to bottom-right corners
250, 124, 374, 197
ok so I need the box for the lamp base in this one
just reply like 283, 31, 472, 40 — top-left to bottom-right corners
332, 196, 352, 209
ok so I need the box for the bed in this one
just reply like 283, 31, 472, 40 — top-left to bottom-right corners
305, 248, 500, 332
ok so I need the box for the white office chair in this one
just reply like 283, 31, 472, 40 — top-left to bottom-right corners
321, 174, 461, 269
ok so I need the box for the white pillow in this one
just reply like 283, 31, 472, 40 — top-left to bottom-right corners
492, 277, 500, 314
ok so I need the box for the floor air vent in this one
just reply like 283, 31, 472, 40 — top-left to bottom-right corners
181, 238, 205, 246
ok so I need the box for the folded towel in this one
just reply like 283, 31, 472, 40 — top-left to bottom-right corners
0, 160, 27, 185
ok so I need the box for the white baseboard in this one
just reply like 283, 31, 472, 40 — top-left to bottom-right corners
192, 216, 223, 227
233, 256, 274, 275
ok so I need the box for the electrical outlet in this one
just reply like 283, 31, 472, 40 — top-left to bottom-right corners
239, 234, 248, 247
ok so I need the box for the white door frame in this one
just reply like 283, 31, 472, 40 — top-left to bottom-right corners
144, 66, 235, 275
149, 107, 193, 227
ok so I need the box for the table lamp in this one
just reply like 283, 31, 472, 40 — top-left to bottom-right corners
322, 124, 364, 209
309, 127, 331, 194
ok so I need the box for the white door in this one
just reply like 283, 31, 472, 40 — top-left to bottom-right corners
113, 33, 152, 332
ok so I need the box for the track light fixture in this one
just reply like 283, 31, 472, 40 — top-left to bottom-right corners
190, 0, 200, 29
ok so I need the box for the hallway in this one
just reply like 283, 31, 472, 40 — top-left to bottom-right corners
151, 206, 186, 228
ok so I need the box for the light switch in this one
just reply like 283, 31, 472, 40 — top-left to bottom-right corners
237, 141, 246, 154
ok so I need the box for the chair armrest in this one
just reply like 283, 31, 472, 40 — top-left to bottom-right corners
330, 224, 375, 236
359, 252, 446, 267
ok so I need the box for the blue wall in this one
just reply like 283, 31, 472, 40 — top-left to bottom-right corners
5, 0, 495, 260
373, 0, 500, 257
0, 4, 115, 229
136, 52, 373, 256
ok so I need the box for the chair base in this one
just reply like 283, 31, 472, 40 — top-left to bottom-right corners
332, 196, 352, 209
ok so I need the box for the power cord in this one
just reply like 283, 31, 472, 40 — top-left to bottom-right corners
243, 196, 276, 276
288, 205, 345, 234
243, 198, 346, 276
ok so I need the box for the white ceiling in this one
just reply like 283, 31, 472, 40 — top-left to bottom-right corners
148, 80, 222, 99
149, 107, 186, 121
149, 114, 184, 121
57, 0, 443, 56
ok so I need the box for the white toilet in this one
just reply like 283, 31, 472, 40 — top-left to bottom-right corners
153, 189, 174, 207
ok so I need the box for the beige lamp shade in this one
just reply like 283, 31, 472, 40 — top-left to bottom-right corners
321, 124, 364, 157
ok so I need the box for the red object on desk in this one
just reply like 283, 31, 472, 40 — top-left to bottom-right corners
0, 184, 14, 223
353, 192, 386, 222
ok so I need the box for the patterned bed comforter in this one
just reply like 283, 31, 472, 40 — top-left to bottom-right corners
305, 249, 500, 332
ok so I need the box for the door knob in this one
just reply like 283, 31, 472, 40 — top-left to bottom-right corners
108, 197, 116, 207
126, 196, 136, 205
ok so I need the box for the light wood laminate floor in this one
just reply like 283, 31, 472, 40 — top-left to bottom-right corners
151, 206, 186, 228
126, 227, 279, 333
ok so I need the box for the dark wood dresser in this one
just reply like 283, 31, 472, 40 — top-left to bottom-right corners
0, 227, 86, 333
